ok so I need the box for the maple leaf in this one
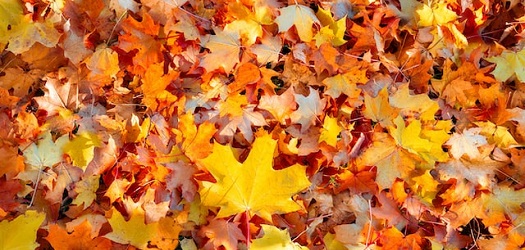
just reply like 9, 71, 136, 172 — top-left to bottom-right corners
0, 210, 45, 249
481, 185, 525, 226
118, 12, 164, 71
0, 145, 25, 178
71, 175, 100, 209
390, 84, 439, 121
275, 4, 320, 42
363, 87, 398, 127
441, 79, 478, 108
250, 35, 282, 65
387, 0, 423, 24
46, 221, 113, 250
63, 132, 102, 170
177, 112, 217, 161
224, 19, 262, 46
0, 0, 23, 45
486, 49, 525, 83
84, 137, 117, 176
198, 132, 310, 222
319, 116, 343, 147
85, 45, 120, 79
201, 219, 244, 250
104, 208, 158, 249
410, 170, 439, 204
416, 1, 458, 27
445, 128, 488, 159
259, 87, 297, 124
291, 87, 327, 133
140, 63, 179, 112
357, 132, 418, 189
200, 28, 242, 73
389, 116, 450, 166
0, 87, 19, 109
217, 105, 267, 142
436, 157, 504, 188
312, 43, 340, 75
4, 14, 61, 54
104, 178, 130, 204
314, 7, 347, 47
323, 232, 348, 250
0, 178, 23, 213
322, 72, 363, 100
377, 226, 426, 249
251, 224, 308, 250
34, 77, 83, 116
166, 161, 199, 202
372, 191, 410, 228
475, 121, 518, 148
0, 67, 43, 97
139, 188, 170, 224
335, 169, 377, 194
150, 216, 183, 249
61, 25, 90, 65
22, 132, 68, 168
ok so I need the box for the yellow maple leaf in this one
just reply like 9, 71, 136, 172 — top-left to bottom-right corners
388, 0, 423, 25
6, 15, 61, 54
363, 87, 398, 127
323, 232, 347, 250
389, 83, 439, 121
72, 175, 100, 209
198, 132, 310, 222
274, 4, 320, 42
486, 49, 525, 83
63, 132, 102, 170
219, 94, 248, 117
319, 116, 342, 147
224, 19, 262, 46
0, 0, 23, 46
357, 132, 419, 189
150, 216, 182, 249
251, 224, 308, 250
482, 185, 525, 226
314, 7, 347, 47
389, 116, 449, 166
0, 210, 45, 250
416, 1, 457, 27
410, 170, 439, 204
23, 131, 68, 167
475, 121, 518, 148
322, 72, 363, 99
104, 208, 158, 249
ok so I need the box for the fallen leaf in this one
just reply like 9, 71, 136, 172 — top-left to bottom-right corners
319, 116, 343, 147
63, 132, 102, 170
104, 208, 158, 249
445, 128, 487, 159
201, 219, 244, 250
291, 87, 326, 133
251, 224, 308, 250
0, 210, 45, 249
486, 49, 525, 83
200, 28, 241, 73
46, 221, 113, 250
198, 132, 310, 221
275, 4, 320, 42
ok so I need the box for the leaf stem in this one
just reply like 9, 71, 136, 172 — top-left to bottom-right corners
245, 211, 251, 248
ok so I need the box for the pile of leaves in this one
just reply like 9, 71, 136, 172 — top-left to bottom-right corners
1, 0, 525, 248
